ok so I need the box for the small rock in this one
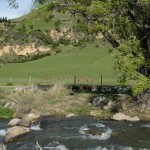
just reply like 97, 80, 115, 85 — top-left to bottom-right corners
0, 143, 7, 150
66, 113, 76, 118
8, 118, 20, 127
112, 131, 121, 137
41, 112, 51, 117
4, 102, 11, 108
104, 101, 114, 110
92, 96, 108, 109
9, 101, 17, 109
111, 113, 129, 121
4, 101, 17, 109
90, 110, 99, 117
85, 129, 102, 136
111, 113, 140, 122
128, 116, 140, 122
5, 126, 30, 143
26, 113, 41, 124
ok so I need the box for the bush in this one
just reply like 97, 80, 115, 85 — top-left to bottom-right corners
0, 106, 14, 118
6, 82, 14, 86
54, 19, 61, 30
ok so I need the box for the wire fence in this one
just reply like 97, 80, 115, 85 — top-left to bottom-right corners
0, 75, 118, 86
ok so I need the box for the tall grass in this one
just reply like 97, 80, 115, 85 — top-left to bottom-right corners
12, 84, 70, 116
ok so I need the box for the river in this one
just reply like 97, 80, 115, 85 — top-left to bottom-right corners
0, 116, 150, 150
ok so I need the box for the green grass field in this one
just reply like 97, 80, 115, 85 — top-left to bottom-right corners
0, 41, 118, 85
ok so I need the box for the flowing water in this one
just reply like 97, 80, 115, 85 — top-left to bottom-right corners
0, 116, 150, 150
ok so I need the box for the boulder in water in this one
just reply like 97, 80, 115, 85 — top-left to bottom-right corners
18, 113, 41, 127
111, 113, 140, 122
25, 113, 41, 124
5, 126, 30, 143
17, 117, 31, 127
8, 118, 20, 127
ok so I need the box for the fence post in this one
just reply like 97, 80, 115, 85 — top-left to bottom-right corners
29, 76, 32, 85
9, 77, 12, 83
74, 75, 77, 84
101, 75, 103, 87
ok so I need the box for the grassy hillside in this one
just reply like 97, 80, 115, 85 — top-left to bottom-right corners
0, 9, 118, 86
0, 42, 118, 85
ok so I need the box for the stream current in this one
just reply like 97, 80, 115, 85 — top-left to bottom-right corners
0, 116, 150, 150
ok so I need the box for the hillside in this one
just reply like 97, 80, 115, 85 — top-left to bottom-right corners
0, 41, 117, 85
0, 9, 117, 86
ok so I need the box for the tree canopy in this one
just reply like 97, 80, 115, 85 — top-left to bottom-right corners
6, 0, 150, 94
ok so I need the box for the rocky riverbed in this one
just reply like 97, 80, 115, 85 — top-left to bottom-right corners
0, 116, 150, 150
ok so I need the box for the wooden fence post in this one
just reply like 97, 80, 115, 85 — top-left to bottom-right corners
74, 75, 77, 84
101, 75, 103, 87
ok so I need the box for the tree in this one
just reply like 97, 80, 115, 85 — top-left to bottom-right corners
6, 0, 150, 94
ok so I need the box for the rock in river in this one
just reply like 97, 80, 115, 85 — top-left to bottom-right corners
7, 118, 20, 127
18, 113, 41, 127
5, 126, 30, 144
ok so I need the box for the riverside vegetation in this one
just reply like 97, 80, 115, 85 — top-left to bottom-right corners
0, 84, 149, 121
0, 85, 109, 118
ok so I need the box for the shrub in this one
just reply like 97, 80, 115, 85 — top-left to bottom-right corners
6, 82, 14, 86
54, 19, 61, 30
0, 106, 14, 118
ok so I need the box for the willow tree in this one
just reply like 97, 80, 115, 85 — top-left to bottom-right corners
7, 0, 150, 94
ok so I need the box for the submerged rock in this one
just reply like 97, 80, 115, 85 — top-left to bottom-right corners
8, 118, 20, 127
5, 126, 30, 143
85, 128, 102, 136
111, 113, 140, 122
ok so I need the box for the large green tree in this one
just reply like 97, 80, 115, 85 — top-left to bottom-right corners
6, 0, 150, 94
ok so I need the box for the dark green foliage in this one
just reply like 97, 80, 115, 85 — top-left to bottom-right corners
59, 38, 70, 46
0, 17, 11, 23
6, 82, 14, 86
0, 106, 14, 118
54, 19, 61, 30
0, 50, 51, 63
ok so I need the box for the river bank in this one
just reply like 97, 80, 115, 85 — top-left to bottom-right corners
0, 84, 150, 121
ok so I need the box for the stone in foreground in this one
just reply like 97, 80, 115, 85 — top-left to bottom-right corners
5, 126, 30, 143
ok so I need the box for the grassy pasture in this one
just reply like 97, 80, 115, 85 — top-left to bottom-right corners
0, 41, 118, 85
